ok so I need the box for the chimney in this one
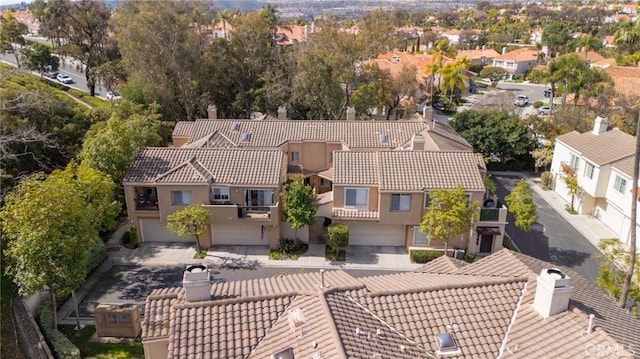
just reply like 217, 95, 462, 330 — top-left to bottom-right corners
502, 47, 507, 55
207, 105, 217, 120
592, 116, 609, 135
346, 106, 356, 121
423, 106, 434, 122
183, 265, 211, 302
411, 133, 425, 151
533, 268, 572, 318
278, 106, 288, 121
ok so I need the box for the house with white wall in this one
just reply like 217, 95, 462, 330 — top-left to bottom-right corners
550, 116, 639, 250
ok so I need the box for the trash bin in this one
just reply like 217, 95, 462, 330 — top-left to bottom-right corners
454, 249, 465, 260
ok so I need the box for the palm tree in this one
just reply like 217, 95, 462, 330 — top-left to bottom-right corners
440, 63, 468, 103
425, 39, 457, 103
614, 20, 640, 55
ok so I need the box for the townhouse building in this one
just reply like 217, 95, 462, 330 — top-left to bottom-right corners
492, 48, 539, 76
123, 111, 507, 255
550, 116, 639, 250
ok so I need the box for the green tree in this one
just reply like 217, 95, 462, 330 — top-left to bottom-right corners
282, 176, 318, 237
0, 12, 28, 68
327, 223, 349, 256
79, 106, 162, 184
0, 168, 100, 329
32, 0, 113, 96
439, 59, 468, 103
21, 42, 59, 77
542, 21, 571, 58
450, 110, 534, 163
420, 184, 480, 256
596, 239, 639, 316
166, 205, 210, 252
614, 20, 640, 55
505, 179, 538, 239
531, 143, 554, 172
479, 66, 508, 87
354, 62, 418, 120
563, 174, 582, 213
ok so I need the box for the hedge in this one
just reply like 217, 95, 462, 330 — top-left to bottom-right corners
410, 250, 443, 263
86, 234, 107, 275
37, 297, 81, 359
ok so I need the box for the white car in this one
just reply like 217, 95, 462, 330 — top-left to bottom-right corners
106, 91, 122, 101
538, 106, 556, 115
56, 73, 74, 84
514, 95, 529, 107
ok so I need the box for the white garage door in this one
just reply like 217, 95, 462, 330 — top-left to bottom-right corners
139, 218, 184, 243
213, 224, 270, 245
598, 201, 625, 235
347, 223, 405, 246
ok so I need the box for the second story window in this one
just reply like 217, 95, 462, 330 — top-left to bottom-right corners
212, 187, 230, 203
291, 151, 300, 163
424, 192, 432, 208
172, 190, 192, 205
570, 153, 580, 172
614, 175, 627, 194
345, 188, 368, 208
585, 163, 595, 180
391, 194, 411, 211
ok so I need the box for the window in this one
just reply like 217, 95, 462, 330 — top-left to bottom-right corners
290, 151, 300, 162
391, 194, 411, 211
172, 191, 192, 205
614, 175, 627, 194
319, 178, 328, 187
345, 188, 368, 208
424, 192, 432, 208
246, 189, 274, 207
108, 314, 118, 323
120, 314, 131, 323
585, 163, 595, 180
212, 187, 229, 203
570, 153, 580, 172
329, 152, 333, 163
413, 227, 429, 245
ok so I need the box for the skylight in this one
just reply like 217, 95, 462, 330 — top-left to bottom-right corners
380, 134, 388, 143
230, 122, 240, 131
435, 333, 461, 355
241, 132, 251, 142
271, 347, 294, 359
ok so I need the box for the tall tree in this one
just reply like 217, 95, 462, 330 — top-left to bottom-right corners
420, 184, 480, 256
479, 67, 508, 87
282, 176, 318, 237
0, 12, 28, 68
32, 0, 113, 96
0, 164, 114, 329
505, 179, 538, 240
542, 21, 571, 58
563, 174, 582, 213
166, 204, 210, 252
439, 59, 469, 103
596, 239, 639, 314
21, 42, 59, 77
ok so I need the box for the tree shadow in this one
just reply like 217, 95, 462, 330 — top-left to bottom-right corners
548, 247, 593, 268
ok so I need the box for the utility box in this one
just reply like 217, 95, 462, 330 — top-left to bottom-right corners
95, 303, 141, 338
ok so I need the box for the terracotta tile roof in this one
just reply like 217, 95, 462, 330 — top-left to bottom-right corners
316, 167, 334, 180
414, 255, 469, 274
142, 250, 638, 358
605, 66, 640, 98
123, 148, 284, 186
172, 121, 194, 137
332, 208, 379, 220
558, 50, 606, 63
556, 128, 635, 166
182, 131, 237, 149
422, 121, 473, 151
333, 151, 485, 192
457, 48, 501, 61
494, 48, 538, 62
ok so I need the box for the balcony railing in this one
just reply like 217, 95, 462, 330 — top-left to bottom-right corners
480, 208, 500, 221
135, 197, 158, 211
203, 202, 276, 221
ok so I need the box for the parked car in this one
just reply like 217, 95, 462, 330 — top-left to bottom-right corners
46, 70, 59, 79
432, 101, 447, 111
514, 95, 529, 107
56, 73, 74, 84
543, 89, 553, 97
538, 106, 557, 115
106, 91, 122, 101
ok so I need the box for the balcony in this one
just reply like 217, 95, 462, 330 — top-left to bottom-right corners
135, 196, 158, 211
203, 202, 278, 223
479, 198, 507, 223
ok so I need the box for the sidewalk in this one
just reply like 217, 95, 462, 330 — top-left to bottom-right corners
491, 171, 618, 250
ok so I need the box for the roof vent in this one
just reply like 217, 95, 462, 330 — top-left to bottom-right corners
434, 332, 461, 356
230, 122, 240, 131
271, 347, 294, 359
182, 265, 211, 302
533, 268, 573, 318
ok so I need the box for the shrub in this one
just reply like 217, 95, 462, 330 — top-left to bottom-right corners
464, 252, 476, 263
121, 226, 139, 249
541, 171, 552, 190
325, 245, 346, 261
86, 234, 106, 274
532, 101, 543, 109
269, 238, 308, 260
37, 298, 81, 359
327, 224, 349, 256
410, 250, 443, 263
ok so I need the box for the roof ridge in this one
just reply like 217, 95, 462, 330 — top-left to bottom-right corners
175, 292, 297, 309
188, 157, 215, 182
367, 275, 529, 297
319, 292, 350, 357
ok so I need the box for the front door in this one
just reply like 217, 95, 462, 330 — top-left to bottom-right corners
479, 234, 494, 253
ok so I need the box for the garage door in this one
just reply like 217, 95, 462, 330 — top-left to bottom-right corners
347, 223, 405, 246
139, 218, 184, 243
213, 224, 270, 245
598, 201, 625, 235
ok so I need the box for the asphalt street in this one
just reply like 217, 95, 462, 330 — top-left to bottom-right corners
493, 174, 603, 283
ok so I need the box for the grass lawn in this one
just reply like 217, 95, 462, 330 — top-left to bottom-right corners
59, 325, 144, 359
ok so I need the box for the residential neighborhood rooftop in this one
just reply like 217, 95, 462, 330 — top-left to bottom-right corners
555, 128, 636, 166
142, 249, 639, 359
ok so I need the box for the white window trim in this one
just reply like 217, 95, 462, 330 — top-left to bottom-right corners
291, 151, 300, 163
614, 175, 627, 194
585, 163, 595, 180
212, 186, 230, 203
172, 190, 192, 205
345, 187, 369, 209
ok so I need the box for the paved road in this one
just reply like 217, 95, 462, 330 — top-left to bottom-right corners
493, 174, 603, 283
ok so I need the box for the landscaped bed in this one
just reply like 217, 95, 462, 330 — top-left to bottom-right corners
59, 325, 143, 359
